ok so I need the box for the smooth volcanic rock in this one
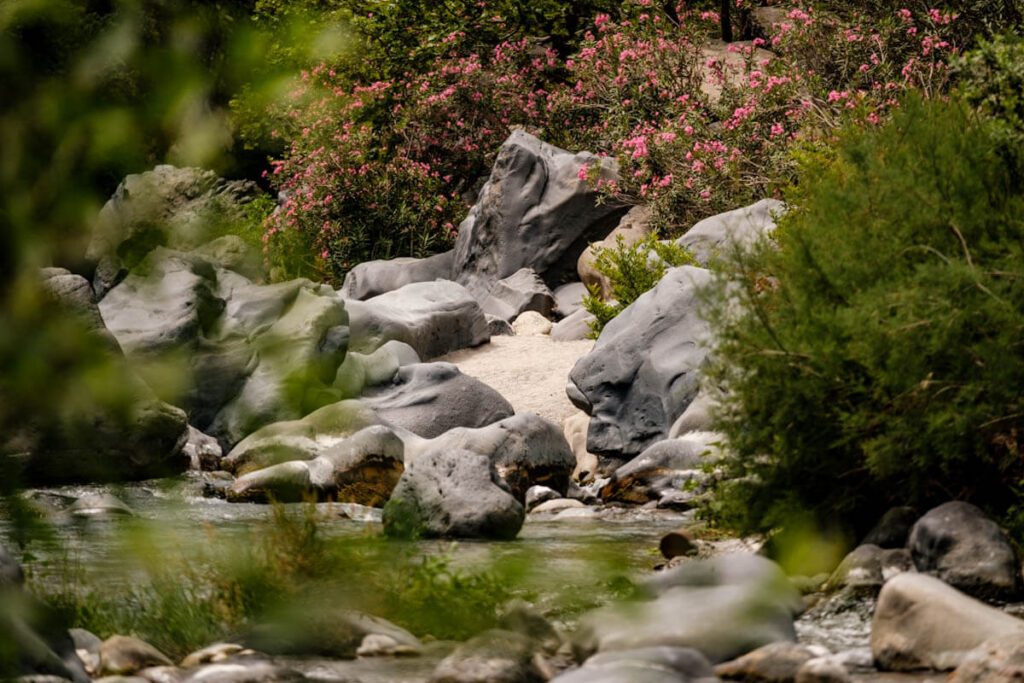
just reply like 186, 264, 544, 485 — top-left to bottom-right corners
412, 413, 576, 501
676, 199, 784, 267
428, 630, 544, 683
347, 280, 489, 359
362, 363, 514, 439
599, 432, 718, 505
870, 573, 1024, 671
383, 449, 525, 540
481, 268, 556, 323
568, 266, 712, 460
453, 130, 627, 300
908, 501, 1021, 600
340, 251, 454, 300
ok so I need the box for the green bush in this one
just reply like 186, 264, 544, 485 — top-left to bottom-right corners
582, 232, 695, 336
704, 95, 1024, 538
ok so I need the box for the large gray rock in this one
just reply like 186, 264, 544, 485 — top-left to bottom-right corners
453, 131, 627, 300
86, 165, 260, 297
340, 251, 455, 300
383, 449, 525, 539
98, 247, 350, 449
414, 413, 576, 501
676, 199, 784, 266
870, 573, 1024, 671
553, 647, 717, 683
909, 501, 1021, 601
362, 363, 513, 438
575, 554, 799, 664
347, 280, 489, 359
481, 268, 556, 323
568, 266, 712, 460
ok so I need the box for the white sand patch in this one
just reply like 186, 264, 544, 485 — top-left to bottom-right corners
438, 335, 594, 424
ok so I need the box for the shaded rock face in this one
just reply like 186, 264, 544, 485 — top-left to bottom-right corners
340, 251, 454, 300
908, 501, 1021, 601
86, 165, 261, 297
21, 269, 190, 484
574, 554, 800, 665
861, 506, 918, 549
824, 544, 912, 593
346, 280, 490, 360
568, 266, 712, 460
552, 646, 717, 683
870, 573, 1024, 672
97, 246, 349, 450
383, 449, 525, 540
453, 130, 627, 300
676, 198, 784, 267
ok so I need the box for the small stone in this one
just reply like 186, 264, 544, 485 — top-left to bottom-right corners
512, 311, 552, 336
659, 527, 696, 559
795, 657, 851, 683
525, 485, 560, 512
714, 641, 818, 683
180, 643, 244, 668
531, 498, 585, 514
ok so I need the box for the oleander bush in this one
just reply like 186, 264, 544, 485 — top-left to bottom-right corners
703, 94, 1024, 538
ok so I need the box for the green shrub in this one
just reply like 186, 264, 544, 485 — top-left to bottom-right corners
704, 95, 1024, 538
582, 232, 695, 336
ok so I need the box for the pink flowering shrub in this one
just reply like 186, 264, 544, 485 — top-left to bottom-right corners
259, 1, 989, 280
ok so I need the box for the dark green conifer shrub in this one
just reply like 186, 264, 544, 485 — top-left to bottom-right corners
704, 95, 1024, 538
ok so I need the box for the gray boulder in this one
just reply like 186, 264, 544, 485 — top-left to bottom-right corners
575, 554, 799, 664
909, 501, 1021, 600
552, 647, 717, 683
824, 545, 912, 593
182, 425, 223, 471
553, 282, 588, 318
347, 280, 489, 359
568, 266, 712, 460
242, 608, 419, 658
194, 234, 266, 282
86, 165, 260, 297
453, 131, 627, 300
870, 573, 1024, 671
339, 251, 454, 300
383, 449, 525, 539
362, 363, 513, 438
226, 460, 312, 503
481, 268, 556, 323
415, 413, 575, 501
333, 340, 421, 398
550, 308, 595, 342
676, 199, 784, 267
308, 425, 407, 506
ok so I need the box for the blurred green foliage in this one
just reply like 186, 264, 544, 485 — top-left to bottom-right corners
704, 93, 1024, 538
